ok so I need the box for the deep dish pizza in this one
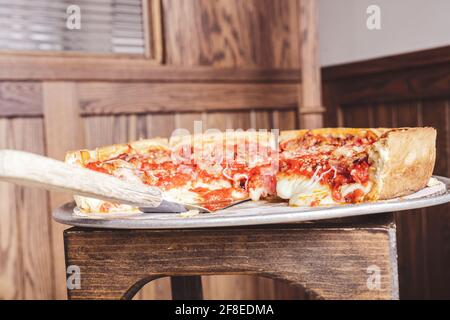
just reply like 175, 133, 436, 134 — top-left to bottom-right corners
66, 127, 436, 213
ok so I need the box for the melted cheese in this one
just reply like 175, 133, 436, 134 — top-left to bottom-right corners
249, 187, 265, 201
277, 175, 373, 207
163, 188, 201, 204
74, 195, 139, 214
276, 176, 334, 206
194, 179, 232, 190
340, 182, 372, 197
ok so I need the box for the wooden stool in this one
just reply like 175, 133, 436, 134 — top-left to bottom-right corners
63, 213, 399, 300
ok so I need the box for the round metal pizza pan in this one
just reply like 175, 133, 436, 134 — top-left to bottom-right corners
53, 176, 450, 230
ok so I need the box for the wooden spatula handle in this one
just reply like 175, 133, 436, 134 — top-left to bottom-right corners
0, 150, 162, 207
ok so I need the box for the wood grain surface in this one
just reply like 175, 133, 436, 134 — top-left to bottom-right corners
0, 53, 300, 82
0, 118, 53, 299
297, 0, 323, 129
163, 0, 300, 68
64, 214, 398, 300
77, 82, 299, 115
0, 82, 42, 117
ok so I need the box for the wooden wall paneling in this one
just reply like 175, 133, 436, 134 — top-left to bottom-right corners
0, 82, 42, 117
330, 64, 450, 106
391, 101, 429, 299
323, 46, 450, 81
272, 109, 299, 130
321, 82, 340, 127
43, 82, 85, 299
162, 0, 300, 68
0, 161, 21, 298
0, 118, 54, 299
342, 104, 373, 128
297, 0, 323, 129
0, 120, 24, 299
250, 110, 272, 130
174, 113, 205, 134
0, 119, 21, 299
146, 114, 177, 138
204, 111, 251, 132
13, 119, 54, 299
420, 99, 450, 299
77, 82, 298, 115
0, 54, 300, 82
84, 115, 115, 148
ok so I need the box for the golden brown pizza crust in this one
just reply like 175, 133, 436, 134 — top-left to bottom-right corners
65, 137, 169, 166
279, 127, 391, 143
368, 127, 436, 200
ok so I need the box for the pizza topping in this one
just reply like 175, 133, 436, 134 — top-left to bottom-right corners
83, 139, 277, 211
278, 130, 378, 205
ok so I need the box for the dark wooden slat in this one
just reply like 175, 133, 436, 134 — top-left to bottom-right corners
420, 99, 450, 299
391, 101, 429, 299
342, 104, 372, 128
0, 82, 42, 117
323, 45, 450, 81
77, 82, 299, 115
333, 63, 450, 105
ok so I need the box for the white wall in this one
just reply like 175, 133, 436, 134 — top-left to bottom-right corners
319, 0, 450, 66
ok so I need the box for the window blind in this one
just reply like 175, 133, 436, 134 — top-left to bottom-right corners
0, 0, 146, 55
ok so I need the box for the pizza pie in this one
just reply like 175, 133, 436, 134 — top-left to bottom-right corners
65, 127, 436, 213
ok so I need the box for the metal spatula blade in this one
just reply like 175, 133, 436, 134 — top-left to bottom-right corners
139, 200, 211, 213
0, 150, 250, 215
139, 198, 251, 214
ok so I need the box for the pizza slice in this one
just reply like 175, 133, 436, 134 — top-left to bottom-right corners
169, 131, 278, 210
277, 127, 436, 206
66, 131, 278, 213
65, 138, 175, 213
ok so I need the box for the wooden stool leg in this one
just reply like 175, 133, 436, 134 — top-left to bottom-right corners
171, 276, 203, 300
